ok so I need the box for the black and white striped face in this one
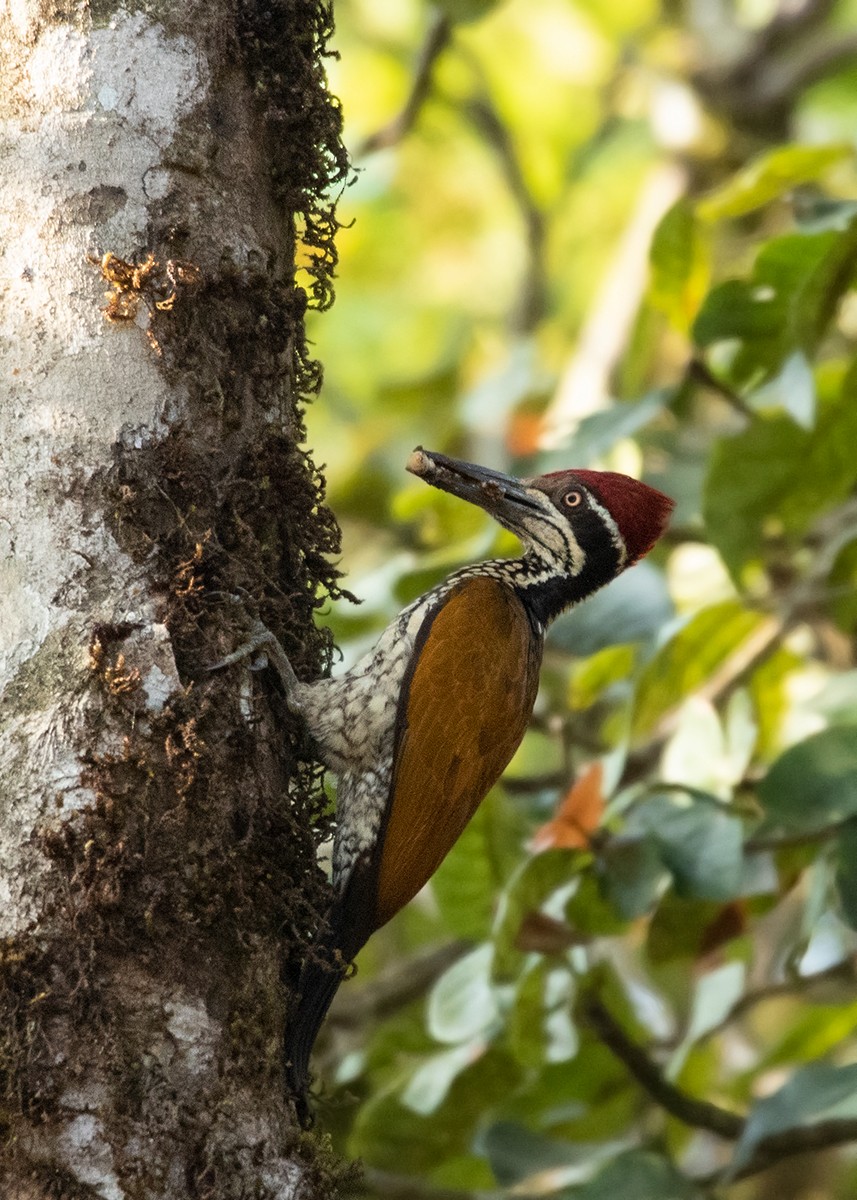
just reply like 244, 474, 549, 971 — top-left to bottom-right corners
503, 473, 626, 580
529, 467, 674, 572
407, 448, 673, 581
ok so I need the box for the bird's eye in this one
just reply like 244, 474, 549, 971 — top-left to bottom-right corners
563, 490, 583, 508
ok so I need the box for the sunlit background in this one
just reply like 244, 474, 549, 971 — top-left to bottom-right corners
300, 1, 857, 1195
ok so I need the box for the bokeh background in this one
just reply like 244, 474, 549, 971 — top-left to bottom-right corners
302, 1, 857, 1195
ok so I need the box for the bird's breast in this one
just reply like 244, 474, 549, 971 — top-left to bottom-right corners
299, 589, 449, 887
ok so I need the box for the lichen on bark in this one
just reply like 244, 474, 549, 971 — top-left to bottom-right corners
0, 0, 354, 1195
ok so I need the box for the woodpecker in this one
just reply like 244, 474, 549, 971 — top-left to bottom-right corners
216, 447, 673, 1113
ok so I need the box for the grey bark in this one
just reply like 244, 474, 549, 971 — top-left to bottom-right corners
0, 1, 347, 1196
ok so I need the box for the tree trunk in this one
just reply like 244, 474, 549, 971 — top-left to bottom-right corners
0, 2, 349, 1196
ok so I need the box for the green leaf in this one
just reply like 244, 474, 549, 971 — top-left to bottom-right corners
668, 961, 745, 1078
703, 373, 857, 581
801, 860, 839, 958
430, 1156, 496, 1191
814, 671, 857, 727
631, 603, 768, 740
798, 197, 857, 233
570, 1149, 702, 1199
647, 894, 736, 963
565, 871, 629, 935
693, 218, 857, 386
756, 726, 857, 836
693, 277, 782, 343
507, 961, 553, 1069
632, 794, 745, 900
829, 539, 857, 634
400, 1043, 481, 1115
598, 837, 666, 920
747, 350, 815, 428
835, 823, 857, 928
756, 998, 857, 1071
350, 1047, 523, 1173
506, 728, 564, 779
660, 693, 756, 800
508, 962, 578, 1068
731, 1062, 857, 1173
697, 144, 853, 222
570, 645, 637, 711
478, 1120, 606, 1189
432, 789, 526, 940
359, 997, 437, 1082
498, 1038, 632, 1136
544, 999, 579, 1065
427, 944, 500, 1045
750, 647, 804, 760
538, 391, 669, 470
649, 201, 710, 331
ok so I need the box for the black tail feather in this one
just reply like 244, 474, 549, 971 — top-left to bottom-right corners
284, 946, 347, 1124
285, 876, 377, 1123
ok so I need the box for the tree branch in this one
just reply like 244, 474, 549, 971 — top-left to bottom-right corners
581, 995, 746, 1140
541, 162, 686, 445
584, 996, 857, 1184
692, 0, 852, 136
357, 13, 451, 157
698, 961, 857, 1046
731, 1118, 857, 1181
585, 992, 857, 1185
769, 32, 857, 99
751, 0, 837, 57
687, 357, 754, 420
744, 818, 856, 854
644, 781, 738, 810
465, 95, 547, 335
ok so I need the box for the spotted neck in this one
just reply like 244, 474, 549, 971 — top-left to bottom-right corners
431, 539, 622, 633
513, 542, 622, 628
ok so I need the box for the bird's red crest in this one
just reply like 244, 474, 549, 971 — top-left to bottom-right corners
574, 470, 674, 565
539, 468, 674, 566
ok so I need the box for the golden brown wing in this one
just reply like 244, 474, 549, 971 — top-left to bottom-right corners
373, 576, 542, 928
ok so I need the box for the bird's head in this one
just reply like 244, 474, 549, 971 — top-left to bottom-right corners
407, 447, 674, 617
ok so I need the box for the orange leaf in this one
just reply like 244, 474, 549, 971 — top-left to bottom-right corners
506, 410, 544, 456
530, 762, 604, 852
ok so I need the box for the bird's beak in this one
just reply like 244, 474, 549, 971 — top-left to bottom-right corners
407, 447, 541, 522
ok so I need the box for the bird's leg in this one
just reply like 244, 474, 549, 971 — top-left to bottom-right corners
209, 619, 304, 715
210, 594, 405, 780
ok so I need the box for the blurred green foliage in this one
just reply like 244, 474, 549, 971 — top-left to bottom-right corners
302, 0, 857, 1195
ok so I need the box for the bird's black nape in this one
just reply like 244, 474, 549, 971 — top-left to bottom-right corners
515, 531, 623, 628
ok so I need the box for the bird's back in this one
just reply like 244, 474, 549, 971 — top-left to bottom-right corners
373, 574, 542, 927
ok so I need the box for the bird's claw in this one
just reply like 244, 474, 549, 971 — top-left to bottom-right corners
207, 621, 275, 673
208, 619, 302, 711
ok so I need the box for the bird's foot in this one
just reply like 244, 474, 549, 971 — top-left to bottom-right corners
209, 618, 302, 711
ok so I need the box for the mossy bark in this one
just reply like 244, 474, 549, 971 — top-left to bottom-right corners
0, 1, 350, 1196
